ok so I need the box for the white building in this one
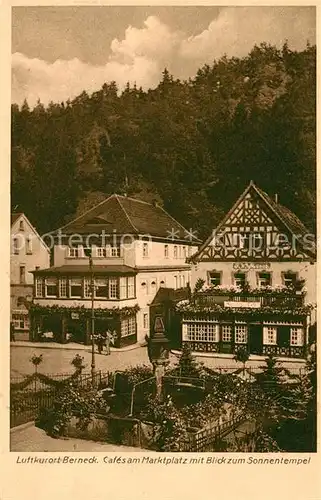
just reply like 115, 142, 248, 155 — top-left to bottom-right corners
31, 195, 199, 347
11, 213, 50, 339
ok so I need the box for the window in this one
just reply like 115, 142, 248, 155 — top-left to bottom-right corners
150, 280, 157, 292
143, 313, 149, 329
19, 266, 26, 284
258, 272, 271, 288
59, 278, 67, 298
12, 314, 29, 330
182, 247, 187, 258
235, 325, 248, 344
181, 275, 186, 288
95, 279, 108, 298
17, 296, 24, 306
143, 243, 149, 258
35, 278, 43, 298
111, 246, 121, 257
121, 316, 136, 338
19, 220, 24, 231
160, 279, 165, 287
120, 277, 127, 299
13, 238, 19, 255
174, 276, 178, 289
234, 272, 246, 288
96, 246, 108, 258
174, 246, 178, 259
222, 325, 232, 342
164, 245, 169, 258
263, 326, 277, 345
188, 246, 193, 257
84, 278, 91, 298
69, 278, 83, 298
26, 237, 32, 254
109, 278, 119, 299
35, 266, 40, 271
68, 247, 80, 258
45, 278, 58, 297
290, 327, 304, 346
240, 234, 250, 250
141, 281, 147, 294
185, 323, 219, 342
283, 272, 297, 287
127, 276, 135, 298
209, 271, 221, 286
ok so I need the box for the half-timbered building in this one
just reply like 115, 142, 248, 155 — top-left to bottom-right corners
177, 181, 316, 358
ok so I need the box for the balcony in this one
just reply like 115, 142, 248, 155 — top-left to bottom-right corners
194, 292, 304, 309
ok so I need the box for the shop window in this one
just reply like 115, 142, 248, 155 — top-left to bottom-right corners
209, 271, 221, 286
290, 327, 304, 346
59, 278, 67, 298
109, 278, 119, 299
186, 323, 219, 342
121, 316, 136, 337
69, 278, 83, 298
35, 278, 43, 298
45, 278, 58, 297
221, 325, 232, 342
258, 272, 271, 288
95, 278, 108, 298
12, 314, 29, 330
235, 324, 248, 344
263, 326, 277, 345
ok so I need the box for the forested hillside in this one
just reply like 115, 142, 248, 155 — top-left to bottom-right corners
11, 42, 316, 239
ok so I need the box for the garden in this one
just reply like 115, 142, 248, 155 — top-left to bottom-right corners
12, 345, 316, 452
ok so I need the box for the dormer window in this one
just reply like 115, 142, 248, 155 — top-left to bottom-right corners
68, 247, 80, 258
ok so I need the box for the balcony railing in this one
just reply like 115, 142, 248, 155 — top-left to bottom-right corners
194, 292, 304, 309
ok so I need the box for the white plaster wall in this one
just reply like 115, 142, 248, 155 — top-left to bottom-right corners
11, 215, 50, 285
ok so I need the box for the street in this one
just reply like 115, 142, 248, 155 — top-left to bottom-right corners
10, 344, 306, 379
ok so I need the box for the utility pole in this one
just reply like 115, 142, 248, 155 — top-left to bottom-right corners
85, 248, 96, 387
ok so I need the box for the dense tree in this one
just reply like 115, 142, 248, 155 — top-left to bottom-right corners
11, 43, 316, 237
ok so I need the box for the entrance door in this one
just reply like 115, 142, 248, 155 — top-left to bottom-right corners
249, 324, 263, 355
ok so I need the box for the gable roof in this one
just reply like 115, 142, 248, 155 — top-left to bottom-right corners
11, 213, 23, 226
190, 181, 315, 261
59, 194, 201, 242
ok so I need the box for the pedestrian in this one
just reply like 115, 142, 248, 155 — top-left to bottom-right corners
105, 330, 112, 355
10, 321, 15, 342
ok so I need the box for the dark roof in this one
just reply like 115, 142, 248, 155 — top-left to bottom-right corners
191, 181, 316, 261
11, 213, 23, 226
59, 194, 201, 242
150, 287, 190, 305
33, 265, 137, 276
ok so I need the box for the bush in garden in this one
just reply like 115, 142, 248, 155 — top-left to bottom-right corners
36, 385, 110, 437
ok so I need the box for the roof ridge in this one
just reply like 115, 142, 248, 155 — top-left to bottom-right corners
116, 194, 153, 206
60, 194, 116, 230
115, 194, 139, 233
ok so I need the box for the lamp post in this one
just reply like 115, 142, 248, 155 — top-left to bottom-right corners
84, 248, 96, 387
147, 316, 170, 400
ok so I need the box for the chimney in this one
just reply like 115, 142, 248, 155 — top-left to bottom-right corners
274, 194, 278, 204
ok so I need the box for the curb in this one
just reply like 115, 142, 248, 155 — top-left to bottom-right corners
171, 350, 306, 363
10, 421, 34, 434
11, 342, 146, 353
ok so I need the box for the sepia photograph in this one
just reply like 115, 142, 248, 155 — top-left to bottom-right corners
10, 5, 316, 454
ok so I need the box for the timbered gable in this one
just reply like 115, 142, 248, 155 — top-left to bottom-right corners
193, 182, 315, 263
